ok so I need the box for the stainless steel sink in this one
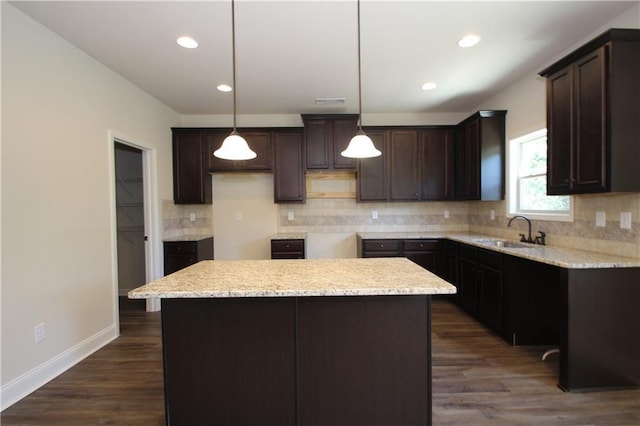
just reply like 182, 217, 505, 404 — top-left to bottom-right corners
472, 239, 533, 249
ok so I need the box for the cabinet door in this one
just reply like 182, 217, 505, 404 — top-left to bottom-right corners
573, 48, 607, 192
546, 66, 573, 194
173, 131, 211, 204
389, 130, 420, 201
458, 254, 478, 315
477, 264, 504, 333
457, 119, 480, 200
274, 131, 305, 203
421, 128, 455, 200
305, 119, 330, 169
357, 130, 388, 201
332, 118, 357, 169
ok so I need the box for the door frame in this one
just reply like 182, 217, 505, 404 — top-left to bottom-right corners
108, 130, 162, 327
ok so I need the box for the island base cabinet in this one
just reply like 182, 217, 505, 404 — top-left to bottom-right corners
560, 268, 640, 392
161, 295, 433, 425
161, 298, 297, 426
298, 296, 431, 425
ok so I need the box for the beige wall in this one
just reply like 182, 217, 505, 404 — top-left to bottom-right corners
1, 3, 179, 408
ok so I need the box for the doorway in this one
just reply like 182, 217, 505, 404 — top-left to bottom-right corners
111, 134, 161, 319
114, 142, 146, 298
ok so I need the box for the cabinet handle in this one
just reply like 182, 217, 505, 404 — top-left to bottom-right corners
380, 244, 384, 248
285, 244, 290, 248
419, 243, 424, 248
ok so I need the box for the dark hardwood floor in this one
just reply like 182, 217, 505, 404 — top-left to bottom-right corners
2, 297, 639, 425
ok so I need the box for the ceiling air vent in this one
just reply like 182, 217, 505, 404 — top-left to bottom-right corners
315, 97, 347, 105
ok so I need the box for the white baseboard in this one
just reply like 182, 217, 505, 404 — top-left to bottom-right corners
0, 324, 118, 411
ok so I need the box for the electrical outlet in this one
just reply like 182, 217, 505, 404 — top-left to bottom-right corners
287, 211, 294, 221
235, 212, 242, 221
444, 210, 450, 219
372, 210, 378, 220
490, 210, 495, 221
34, 323, 46, 343
620, 212, 632, 229
595, 211, 606, 227
189, 212, 196, 222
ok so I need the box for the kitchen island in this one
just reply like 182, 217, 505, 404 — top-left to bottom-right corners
129, 258, 456, 425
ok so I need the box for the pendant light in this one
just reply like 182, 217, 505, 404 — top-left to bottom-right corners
341, 0, 381, 159
214, 0, 256, 161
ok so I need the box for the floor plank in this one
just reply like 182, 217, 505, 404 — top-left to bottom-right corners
2, 298, 639, 425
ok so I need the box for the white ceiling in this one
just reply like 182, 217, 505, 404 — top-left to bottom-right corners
10, 1, 639, 116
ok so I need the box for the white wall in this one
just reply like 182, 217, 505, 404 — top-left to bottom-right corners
1, 3, 179, 409
212, 174, 278, 260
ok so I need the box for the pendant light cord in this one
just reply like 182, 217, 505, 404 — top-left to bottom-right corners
231, 0, 238, 131
356, 0, 363, 132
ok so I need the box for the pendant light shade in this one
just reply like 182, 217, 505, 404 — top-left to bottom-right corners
214, 0, 256, 161
341, 0, 381, 159
214, 131, 257, 160
341, 130, 381, 158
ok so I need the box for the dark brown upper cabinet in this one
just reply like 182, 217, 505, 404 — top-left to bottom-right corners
172, 129, 211, 204
455, 111, 506, 201
207, 130, 273, 172
302, 114, 359, 170
421, 128, 456, 200
389, 130, 421, 201
357, 127, 456, 202
273, 129, 306, 203
539, 29, 640, 195
356, 129, 388, 201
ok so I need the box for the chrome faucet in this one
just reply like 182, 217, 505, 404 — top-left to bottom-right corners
507, 215, 545, 245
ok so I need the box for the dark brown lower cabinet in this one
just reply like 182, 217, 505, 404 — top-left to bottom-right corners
298, 296, 430, 426
161, 295, 433, 425
163, 237, 213, 275
559, 268, 640, 391
161, 298, 296, 425
271, 238, 305, 259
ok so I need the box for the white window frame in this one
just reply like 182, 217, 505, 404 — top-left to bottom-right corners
507, 129, 573, 222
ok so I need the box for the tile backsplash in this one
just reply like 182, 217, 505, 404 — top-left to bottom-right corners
277, 193, 639, 259
162, 200, 213, 238
163, 192, 639, 259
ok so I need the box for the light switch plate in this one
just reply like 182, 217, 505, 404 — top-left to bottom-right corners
444, 210, 450, 219
372, 210, 378, 219
620, 212, 632, 229
189, 212, 196, 222
490, 210, 495, 221
235, 212, 242, 221
595, 211, 606, 227
287, 211, 294, 221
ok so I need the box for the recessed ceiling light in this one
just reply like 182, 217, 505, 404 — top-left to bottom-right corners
177, 36, 198, 49
458, 34, 481, 48
217, 84, 232, 92
421, 82, 437, 91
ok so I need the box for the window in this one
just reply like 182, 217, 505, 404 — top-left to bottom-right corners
507, 129, 572, 221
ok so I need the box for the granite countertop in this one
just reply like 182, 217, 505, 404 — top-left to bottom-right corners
163, 234, 214, 242
271, 233, 307, 240
128, 258, 456, 299
357, 232, 640, 269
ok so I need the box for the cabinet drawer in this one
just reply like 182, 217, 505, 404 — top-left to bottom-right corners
478, 248, 502, 269
164, 242, 196, 255
271, 239, 305, 253
402, 240, 438, 252
363, 239, 400, 253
